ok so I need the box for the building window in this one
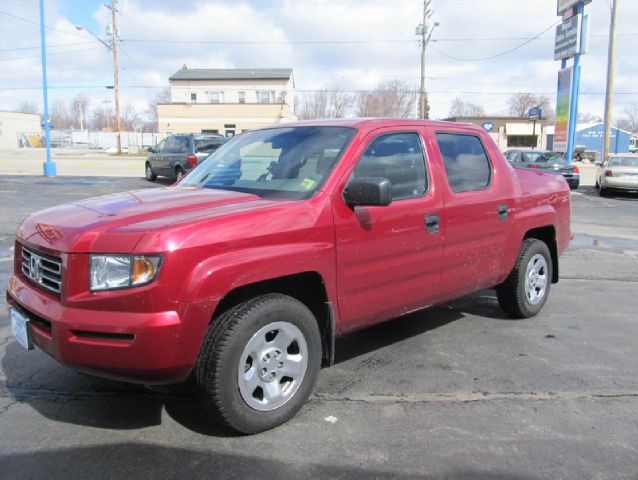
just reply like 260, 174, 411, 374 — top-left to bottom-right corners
190, 92, 197, 103
207, 91, 224, 104
507, 135, 538, 148
238, 91, 246, 104
257, 90, 275, 103
224, 124, 236, 138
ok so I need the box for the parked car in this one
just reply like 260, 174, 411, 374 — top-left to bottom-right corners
9, 119, 571, 434
145, 134, 227, 182
596, 154, 638, 196
503, 149, 580, 189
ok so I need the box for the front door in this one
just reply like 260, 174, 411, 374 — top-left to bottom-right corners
333, 129, 445, 333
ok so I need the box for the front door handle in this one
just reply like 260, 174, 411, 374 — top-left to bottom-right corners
497, 204, 508, 221
424, 214, 439, 234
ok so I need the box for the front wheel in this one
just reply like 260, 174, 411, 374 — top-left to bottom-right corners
496, 239, 553, 318
195, 294, 322, 434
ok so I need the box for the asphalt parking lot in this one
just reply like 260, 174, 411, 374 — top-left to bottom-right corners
1, 176, 637, 479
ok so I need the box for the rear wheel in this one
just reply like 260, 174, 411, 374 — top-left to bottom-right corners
569, 180, 580, 190
195, 294, 321, 434
145, 162, 157, 181
175, 166, 185, 182
497, 238, 553, 318
599, 186, 609, 197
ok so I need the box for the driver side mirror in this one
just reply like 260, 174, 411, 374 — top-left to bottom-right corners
343, 177, 392, 207
147, 147, 156, 153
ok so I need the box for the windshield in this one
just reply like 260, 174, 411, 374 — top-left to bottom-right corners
609, 157, 638, 167
194, 137, 223, 152
180, 126, 356, 199
522, 151, 565, 164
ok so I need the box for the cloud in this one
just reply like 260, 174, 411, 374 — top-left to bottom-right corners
0, 0, 636, 122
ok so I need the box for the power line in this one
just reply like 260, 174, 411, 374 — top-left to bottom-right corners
0, 41, 95, 52
0, 85, 636, 96
0, 8, 86, 39
429, 21, 560, 62
0, 46, 102, 62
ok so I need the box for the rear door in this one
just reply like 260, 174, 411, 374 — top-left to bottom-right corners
427, 127, 514, 299
333, 127, 445, 333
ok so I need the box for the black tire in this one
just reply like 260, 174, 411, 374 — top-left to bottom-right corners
195, 294, 322, 434
599, 186, 609, 197
569, 181, 579, 190
595, 178, 599, 189
175, 166, 185, 182
496, 238, 553, 319
145, 162, 157, 181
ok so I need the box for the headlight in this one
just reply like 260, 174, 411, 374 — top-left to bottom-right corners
89, 254, 162, 292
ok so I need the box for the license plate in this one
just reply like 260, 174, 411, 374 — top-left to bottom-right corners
10, 308, 34, 350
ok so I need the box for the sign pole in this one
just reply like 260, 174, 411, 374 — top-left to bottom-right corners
565, 1, 585, 163
39, 0, 56, 177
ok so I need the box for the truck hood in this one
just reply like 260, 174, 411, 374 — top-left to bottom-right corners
17, 187, 265, 253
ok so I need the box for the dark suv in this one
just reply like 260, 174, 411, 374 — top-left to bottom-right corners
145, 134, 227, 181
503, 149, 580, 189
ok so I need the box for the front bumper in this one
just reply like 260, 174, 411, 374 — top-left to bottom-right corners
7, 275, 216, 385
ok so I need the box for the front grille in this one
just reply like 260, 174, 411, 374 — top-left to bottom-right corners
21, 245, 63, 295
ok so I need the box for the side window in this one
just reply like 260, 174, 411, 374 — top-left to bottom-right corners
351, 132, 427, 200
435, 133, 491, 193
174, 137, 189, 153
163, 137, 177, 153
155, 139, 166, 153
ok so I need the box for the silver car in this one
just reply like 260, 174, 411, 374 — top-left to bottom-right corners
596, 154, 638, 196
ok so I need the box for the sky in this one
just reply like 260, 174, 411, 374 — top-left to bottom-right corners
0, 0, 636, 123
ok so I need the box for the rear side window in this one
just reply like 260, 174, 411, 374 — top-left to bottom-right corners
195, 138, 222, 153
436, 133, 491, 193
351, 132, 427, 200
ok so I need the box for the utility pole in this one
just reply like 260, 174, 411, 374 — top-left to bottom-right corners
110, 0, 122, 154
417, 0, 438, 119
603, 0, 618, 161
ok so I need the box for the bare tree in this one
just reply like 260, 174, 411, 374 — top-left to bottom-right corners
297, 85, 353, 120
448, 97, 486, 117
120, 102, 142, 131
70, 94, 89, 130
578, 112, 603, 123
355, 80, 417, 118
616, 101, 638, 133
89, 106, 112, 131
49, 99, 72, 129
147, 88, 171, 130
17, 101, 40, 115
507, 93, 554, 122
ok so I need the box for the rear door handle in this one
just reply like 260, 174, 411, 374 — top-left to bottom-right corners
424, 214, 439, 234
497, 204, 508, 221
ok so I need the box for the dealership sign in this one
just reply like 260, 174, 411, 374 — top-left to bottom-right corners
557, 0, 591, 15
554, 67, 573, 152
554, 15, 582, 60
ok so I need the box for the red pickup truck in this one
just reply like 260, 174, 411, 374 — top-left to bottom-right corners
8, 119, 571, 433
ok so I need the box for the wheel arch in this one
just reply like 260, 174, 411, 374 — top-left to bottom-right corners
210, 271, 335, 366
524, 226, 559, 283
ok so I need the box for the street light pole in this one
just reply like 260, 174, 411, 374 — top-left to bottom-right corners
603, 0, 618, 161
39, 0, 56, 177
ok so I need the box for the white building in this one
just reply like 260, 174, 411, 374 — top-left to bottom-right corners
0, 111, 41, 149
158, 67, 297, 137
